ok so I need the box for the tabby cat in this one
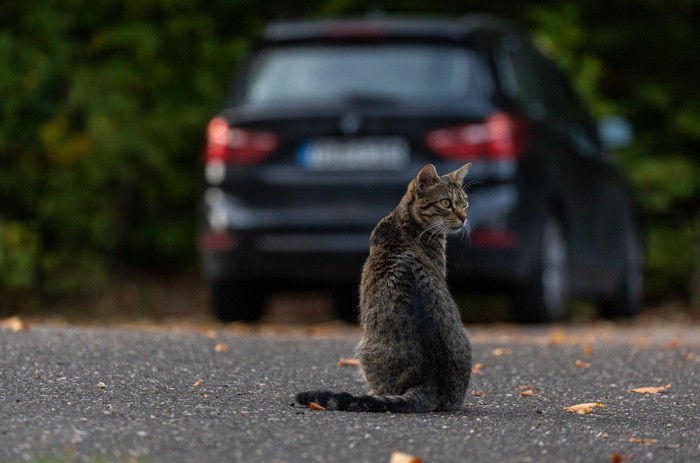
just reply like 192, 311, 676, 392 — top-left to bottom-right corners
296, 163, 473, 412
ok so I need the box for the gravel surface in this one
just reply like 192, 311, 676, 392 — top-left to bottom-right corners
1, 322, 699, 462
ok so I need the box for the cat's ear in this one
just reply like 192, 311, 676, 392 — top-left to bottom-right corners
447, 163, 472, 184
416, 164, 440, 191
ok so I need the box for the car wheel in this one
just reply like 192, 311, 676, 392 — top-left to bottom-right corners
511, 214, 570, 323
599, 223, 643, 319
332, 285, 360, 323
210, 280, 266, 322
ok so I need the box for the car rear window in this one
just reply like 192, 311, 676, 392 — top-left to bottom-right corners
243, 42, 491, 104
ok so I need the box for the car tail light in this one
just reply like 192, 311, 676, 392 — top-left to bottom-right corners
425, 112, 529, 161
205, 117, 278, 164
470, 229, 520, 248
199, 231, 238, 251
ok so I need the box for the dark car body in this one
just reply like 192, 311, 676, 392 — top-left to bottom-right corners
199, 16, 642, 323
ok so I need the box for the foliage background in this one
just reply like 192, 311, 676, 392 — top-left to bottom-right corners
1, 0, 699, 315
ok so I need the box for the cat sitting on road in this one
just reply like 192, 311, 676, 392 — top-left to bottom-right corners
296, 163, 473, 412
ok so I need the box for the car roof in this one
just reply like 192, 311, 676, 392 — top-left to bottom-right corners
260, 15, 525, 44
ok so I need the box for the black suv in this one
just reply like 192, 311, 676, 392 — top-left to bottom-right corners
199, 16, 642, 323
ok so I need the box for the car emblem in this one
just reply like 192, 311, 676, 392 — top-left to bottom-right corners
339, 113, 362, 135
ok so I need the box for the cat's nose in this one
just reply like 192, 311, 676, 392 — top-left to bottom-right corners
456, 208, 467, 222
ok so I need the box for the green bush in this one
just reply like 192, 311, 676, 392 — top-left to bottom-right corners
0, 0, 246, 298
1, 0, 699, 310
0, 221, 38, 288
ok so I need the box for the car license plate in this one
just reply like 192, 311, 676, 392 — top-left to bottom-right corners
297, 138, 410, 170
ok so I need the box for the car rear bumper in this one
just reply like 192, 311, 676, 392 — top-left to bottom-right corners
200, 229, 532, 289
200, 230, 369, 284
199, 179, 538, 288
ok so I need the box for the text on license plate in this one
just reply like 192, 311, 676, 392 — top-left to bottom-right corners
297, 138, 410, 170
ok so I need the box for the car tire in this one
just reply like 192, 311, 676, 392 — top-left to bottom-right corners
511, 214, 570, 323
332, 285, 360, 323
599, 223, 643, 319
210, 280, 266, 322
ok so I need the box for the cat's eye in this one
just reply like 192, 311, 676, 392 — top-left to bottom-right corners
439, 199, 452, 208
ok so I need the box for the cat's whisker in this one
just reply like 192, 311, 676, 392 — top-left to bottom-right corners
440, 225, 452, 245
425, 225, 439, 243
462, 180, 481, 193
427, 224, 449, 246
433, 224, 452, 246
415, 225, 432, 243
415, 222, 443, 245
459, 221, 472, 247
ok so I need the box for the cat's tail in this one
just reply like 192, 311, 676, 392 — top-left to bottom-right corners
295, 389, 435, 413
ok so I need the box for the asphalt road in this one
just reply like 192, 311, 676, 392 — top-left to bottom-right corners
1, 322, 699, 463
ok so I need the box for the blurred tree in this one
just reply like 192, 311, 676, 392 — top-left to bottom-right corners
0, 0, 243, 301
574, 0, 700, 305
1, 0, 698, 310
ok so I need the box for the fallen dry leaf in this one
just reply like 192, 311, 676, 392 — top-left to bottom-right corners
611, 452, 631, 463
214, 342, 229, 352
575, 360, 592, 368
547, 329, 568, 345
665, 339, 681, 350
564, 402, 605, 415
0, 316, 29, 332
513, 385, 540, 390
581, 344, 595, 355
628, 437, 659, 444
389, 451, 423, 463
471, 363, 484, 375
193, 379, 204, 387
337, 358, 361, 367
309, 402, 326, 411
492, 347, 512, 356
520, 389, 535, 397
629, 383, 671, 394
